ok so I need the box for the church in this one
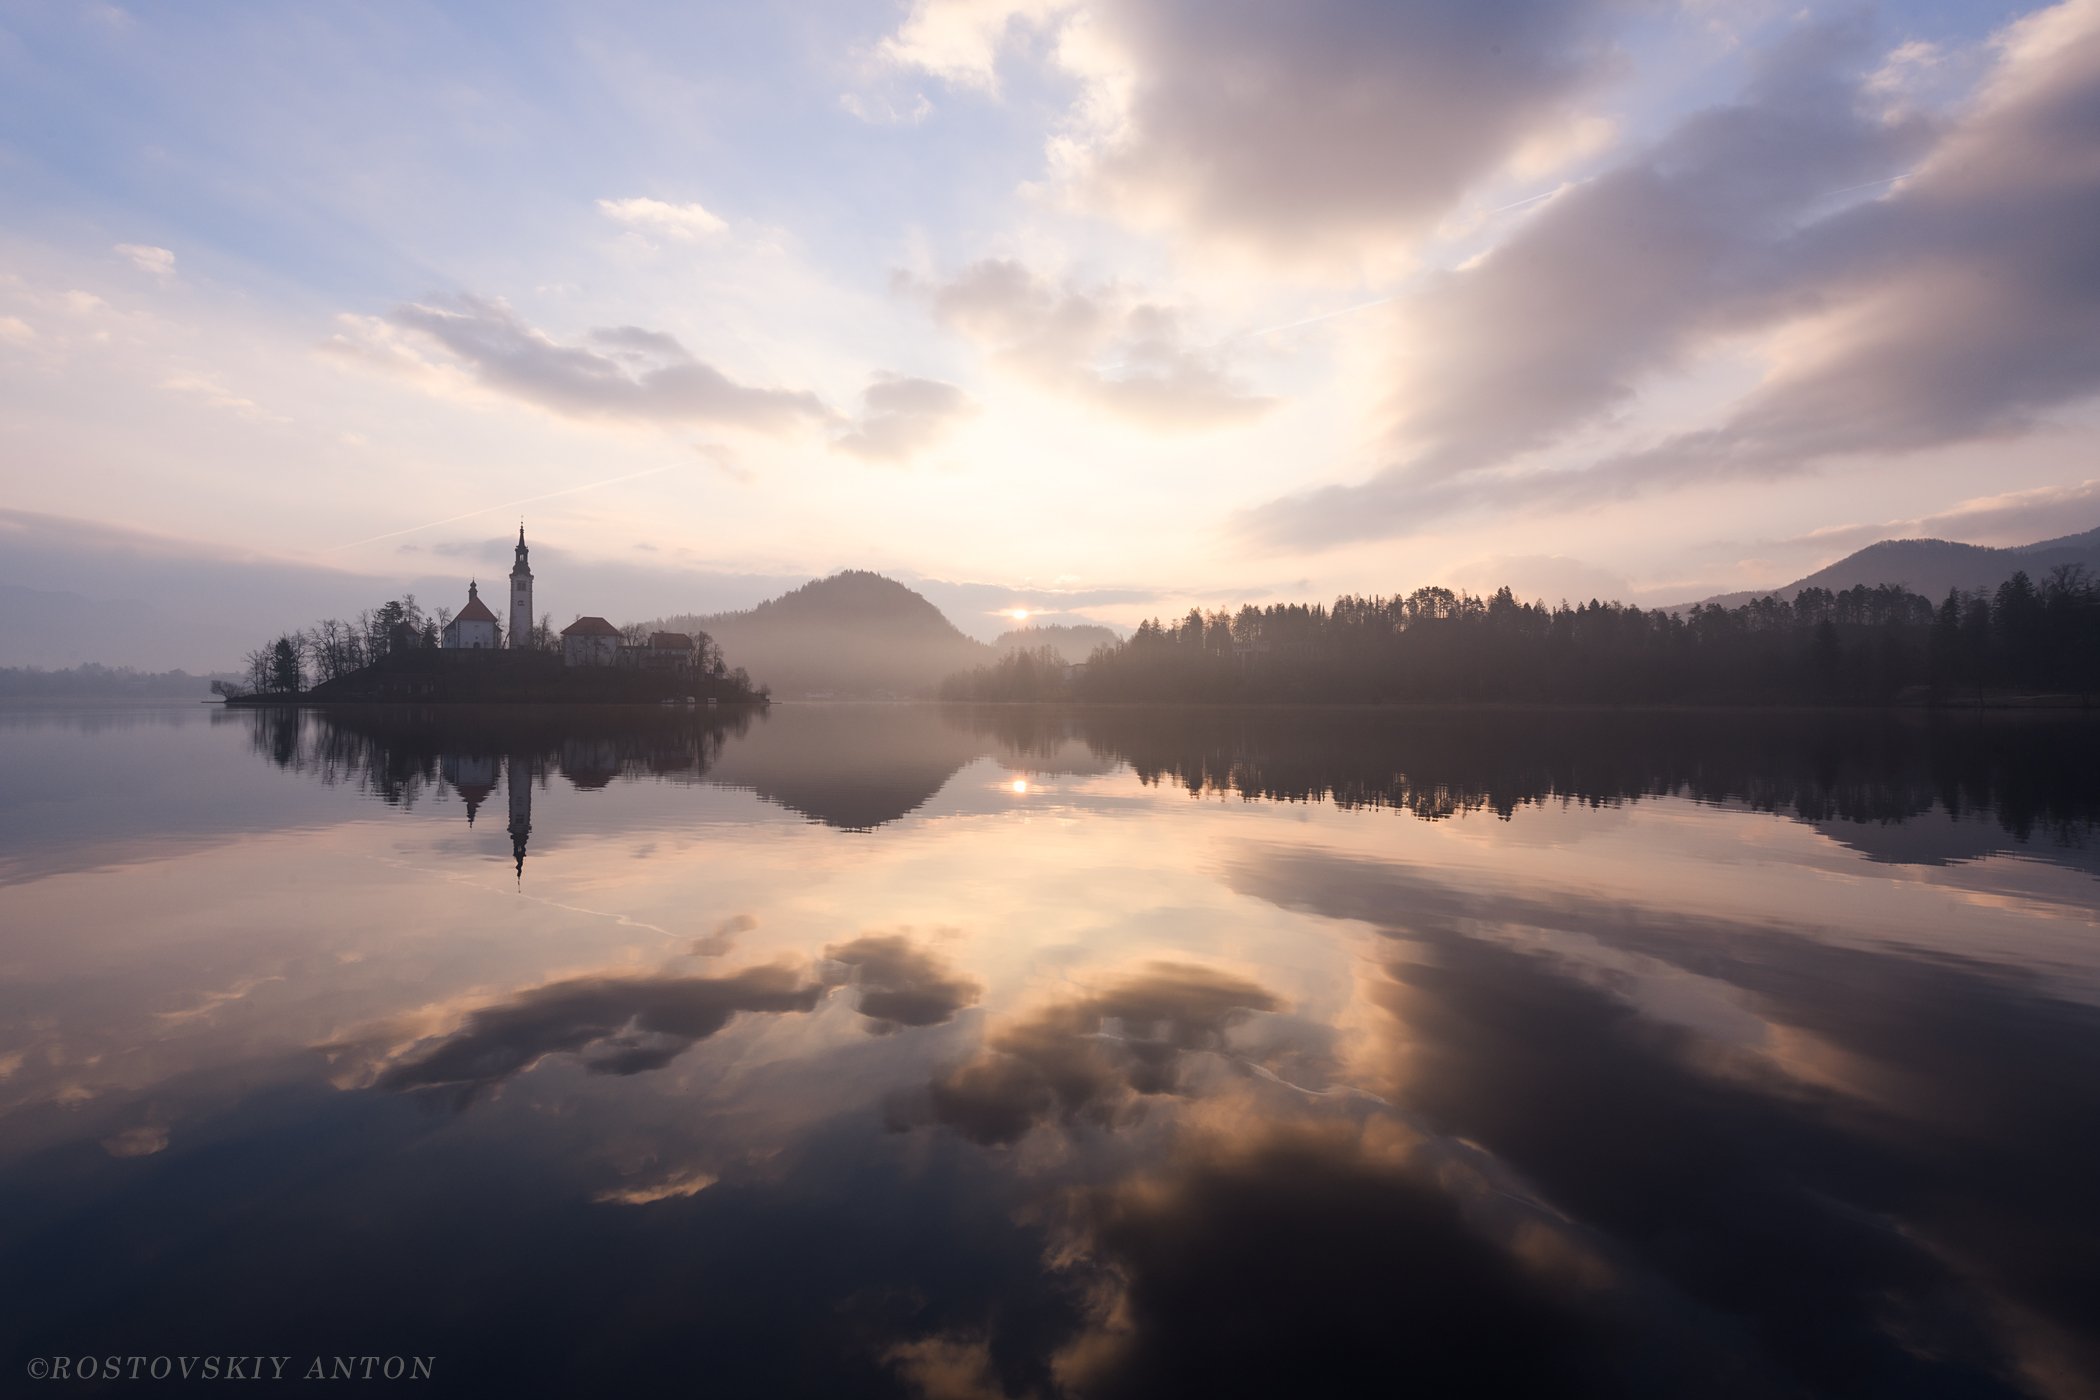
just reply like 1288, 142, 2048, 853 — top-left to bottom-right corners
441, 526, 536, 651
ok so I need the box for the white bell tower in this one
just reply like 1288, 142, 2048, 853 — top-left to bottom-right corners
508, 523, 534, 649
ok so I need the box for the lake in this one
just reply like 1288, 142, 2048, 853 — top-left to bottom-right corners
2, 703, 2097, 1397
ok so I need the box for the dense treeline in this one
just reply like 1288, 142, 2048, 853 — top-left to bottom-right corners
940, 569, 2100, 705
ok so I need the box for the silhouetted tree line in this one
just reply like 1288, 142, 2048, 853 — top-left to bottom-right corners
237, 595, 740, 698
941, 569, 2100, 705
238, 595, 444, 696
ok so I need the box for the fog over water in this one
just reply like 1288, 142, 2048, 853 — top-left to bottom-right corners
1, 704, 2096, 1397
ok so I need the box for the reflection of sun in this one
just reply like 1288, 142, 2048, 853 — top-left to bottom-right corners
1009, 779, 1029, 795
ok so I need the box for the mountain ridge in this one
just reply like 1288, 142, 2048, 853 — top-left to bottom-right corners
646, 570, 993, 697
1680, 524, 2100, 612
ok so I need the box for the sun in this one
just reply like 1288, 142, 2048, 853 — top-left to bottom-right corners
1003, 607, 1032, 622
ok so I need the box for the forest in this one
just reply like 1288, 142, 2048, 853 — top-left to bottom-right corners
941, 570, 2100, 706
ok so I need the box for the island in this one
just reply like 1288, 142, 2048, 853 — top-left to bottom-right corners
224, 527, 769, 708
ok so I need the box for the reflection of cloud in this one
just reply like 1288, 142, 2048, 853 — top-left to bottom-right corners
329, 293, 829, 432
100, 1124, 170, 1158
692, 912, 757, 957
832, 373, 976, 461
898, 260, 1272, 430
1230, 844, 2100, 1397
593, 1169, 720, 1206
901, 963, 1278, 1144
824, 932, 983, 1034
370, 963, 826, 1099
1046, 1116, 1698, 1398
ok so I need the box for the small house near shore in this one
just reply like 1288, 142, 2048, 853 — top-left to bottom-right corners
561, 616, 622, 668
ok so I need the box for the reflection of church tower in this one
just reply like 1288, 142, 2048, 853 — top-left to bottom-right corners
506, 753, 533, 880
509, 524, 534, 650
442, 752, 499, 825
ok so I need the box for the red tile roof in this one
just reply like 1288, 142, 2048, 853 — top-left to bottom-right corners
454, 594, 499, 624
562, 615, 622, 637
648, 632, 694, 650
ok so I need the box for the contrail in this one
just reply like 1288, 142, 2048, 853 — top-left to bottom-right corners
325, 464, 677, 551
1236, 292, 1406, 341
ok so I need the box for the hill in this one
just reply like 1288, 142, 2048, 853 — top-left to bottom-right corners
991, 623, 1123, 663
647, 570, 992, 697
1684, 524, 2100, 611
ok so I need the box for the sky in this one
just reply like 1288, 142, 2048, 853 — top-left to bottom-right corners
3, 0, 2100, 665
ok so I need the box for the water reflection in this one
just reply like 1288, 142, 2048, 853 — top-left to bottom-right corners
0, 703, 2095, 1397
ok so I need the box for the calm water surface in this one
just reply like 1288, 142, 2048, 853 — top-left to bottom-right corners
2, 703, 2097, 1398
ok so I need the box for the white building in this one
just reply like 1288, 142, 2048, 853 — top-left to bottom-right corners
442, 581, 501, 650
561, 615, 621, 667
507, 525, 534, 649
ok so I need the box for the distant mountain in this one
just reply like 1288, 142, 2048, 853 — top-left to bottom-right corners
648, 570, 992, 697
991, 623, 1123, 663
1684, 524, 2100, 611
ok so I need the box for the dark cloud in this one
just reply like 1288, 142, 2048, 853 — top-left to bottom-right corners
823, 932, 983, 1033
363, 293, 829, 432
831, 373, 975, 461
371, 963, 826, 1099
898, 260, 1272, 429
1244, 4, 2100, 549
896, 963, 1279, 1144
883, 0, 1636, 259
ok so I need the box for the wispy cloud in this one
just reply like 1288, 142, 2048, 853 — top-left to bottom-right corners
596, 196, 727, 240
899, 259, 1272, 430
832, 373, 975, 461
1241, 4, 2100, 549
114, 242, 175, 278
328, 293, 829, 432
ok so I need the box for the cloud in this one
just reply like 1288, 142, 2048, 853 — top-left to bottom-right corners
368, 962, 826, 1099
161, 371, 285, 423
596, 196, 727, 240
0, 315, 34, 343
1766, 478, 2100, 559
333, 293, 830, 432
114, 242, 175, 278
823, 931, 983, 1032
900, 259, 1272, 430
1243, 2, 2100, 549
871, 0, 1067, 93
877, 0, 1635, 262
832, 373, 976, 461
837, 89, 935, 125
895, 962, 1279, 1144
